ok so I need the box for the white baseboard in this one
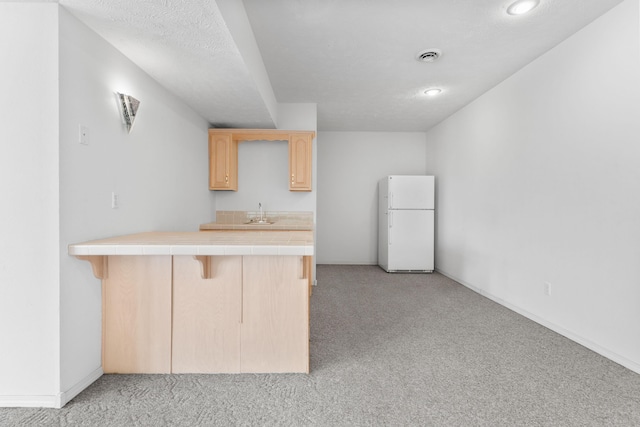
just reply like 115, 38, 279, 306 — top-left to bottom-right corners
0, 367, 103, 409
437, 268, 640, 376
0, 395, 59, 408
316, 261, 378, 265
58, 366, 103, 408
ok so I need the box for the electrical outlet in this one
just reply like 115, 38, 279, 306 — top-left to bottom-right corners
79, 125, 90, 145
544, 282, 552, 296
111, 192, 119, 209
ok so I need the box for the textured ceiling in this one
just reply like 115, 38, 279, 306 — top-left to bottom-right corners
50, 0, 625, 130
58, 0, 277, 129
243, 0, 623, 131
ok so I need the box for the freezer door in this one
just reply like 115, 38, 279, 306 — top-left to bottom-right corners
388, 209, 434, 271
388, 176, 434, 210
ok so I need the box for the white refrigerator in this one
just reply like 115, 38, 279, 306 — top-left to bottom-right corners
378, 175, 435, 272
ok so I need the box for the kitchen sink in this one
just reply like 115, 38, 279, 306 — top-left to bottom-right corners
244, 219, 275, 225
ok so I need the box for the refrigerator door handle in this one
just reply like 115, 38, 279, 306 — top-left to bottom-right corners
389, 211, 393, 245
390, 192, 394, 209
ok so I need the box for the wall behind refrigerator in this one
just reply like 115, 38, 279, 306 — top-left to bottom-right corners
317, 132, 434, 264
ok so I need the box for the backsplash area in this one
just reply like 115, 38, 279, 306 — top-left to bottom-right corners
202, 211, 314, 230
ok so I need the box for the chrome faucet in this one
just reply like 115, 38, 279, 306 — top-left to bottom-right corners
259, 202, 263, 221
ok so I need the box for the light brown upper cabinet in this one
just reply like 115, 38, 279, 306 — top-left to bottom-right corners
209, 132, 238, 191
289, 133, 312, 192
208, 129, 315, 192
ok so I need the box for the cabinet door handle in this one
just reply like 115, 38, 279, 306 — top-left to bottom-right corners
291, 174, 295, 184
225, 174, 228, 183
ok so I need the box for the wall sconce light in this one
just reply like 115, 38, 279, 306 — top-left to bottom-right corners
116, 92, 140, 133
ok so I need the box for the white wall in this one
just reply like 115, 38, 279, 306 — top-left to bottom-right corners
316, 132, 432, 264
0, 3, 214, 407
215, 103, 317, 214
0, 4, 60, 404
430, 0, 640, 372
58, 7, 214, 404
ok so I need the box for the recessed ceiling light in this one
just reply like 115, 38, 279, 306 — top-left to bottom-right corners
507, 0, 539, 15
424, 88, 442, 97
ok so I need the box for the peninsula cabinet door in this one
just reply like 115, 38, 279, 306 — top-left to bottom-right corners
171, 255, 242, 373
102, 256, 172, 374
240, 256, 310, 373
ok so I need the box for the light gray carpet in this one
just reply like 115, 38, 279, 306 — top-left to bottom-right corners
3, 265, 640, 426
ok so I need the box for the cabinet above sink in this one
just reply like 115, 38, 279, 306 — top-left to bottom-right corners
208, 129, 315, 192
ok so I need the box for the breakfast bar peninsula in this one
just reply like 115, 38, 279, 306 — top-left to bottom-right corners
69, 231, 313, 374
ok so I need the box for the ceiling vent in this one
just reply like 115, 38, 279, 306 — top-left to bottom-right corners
415, 48, 442, 63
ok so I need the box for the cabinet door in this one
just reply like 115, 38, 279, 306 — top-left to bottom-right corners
172, 256, 242, 373
241, 256, 309, 373
102, 256, 172, 374
289, 133, 312, 191
209, 133, 238, 190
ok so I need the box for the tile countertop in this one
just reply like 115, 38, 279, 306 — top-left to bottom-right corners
68, 231, 314, 256
200, 210, 314, 231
